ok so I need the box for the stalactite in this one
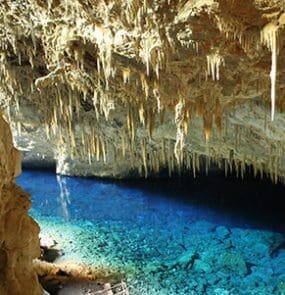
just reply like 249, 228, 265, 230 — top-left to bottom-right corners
130, 145, 135, 170
224, 159, 228, 177
90, 127, 95, 155
159, 107, 165, 125
45, 123, 50, 140
131, 108, 135, 144
260, 22, 279, 121
127, 108, 131, 136
234, 125, 240, 149
139, 102, 145, 126
207, 52, 225, 81
273, 155, 278, 184
161, 139, 166, 166
102, 139, 107, 163
81, 126, 86, 146
140, 73, 149, 99
88, 147, 92, 164
174, 100, 185, 163
96, 135, 100, 161
196, 153, 200, 172
121, 130, 126, 158
192, 153, 196, 178
185, 152, 190, 171
153, 88, 162, 113
68, 90, 73, 120
15, 95, 20, 114
229, 149, 234, 173
17, 121, 21, 136
234, 159, 239, 178
204, 114, 212, 143
260, 163, 264, 180
147, 107, 155, 139
241, 156, 245, 179
52, 108, 58, 134
92, 90, 99, 119
167, 139, 172, 177
122, 68, 130, 83
217, 157, 222, 170
152, 150, 158, 174
205, 155, 209, 175
170, 144, 174, 176
140, 138, 147, 177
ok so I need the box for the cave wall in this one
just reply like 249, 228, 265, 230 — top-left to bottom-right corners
0, 113, 42, 295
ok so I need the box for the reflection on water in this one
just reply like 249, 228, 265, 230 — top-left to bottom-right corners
56, 175, 70, 220
17, 170, 285, 295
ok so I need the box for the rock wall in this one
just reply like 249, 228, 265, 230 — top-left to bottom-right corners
0, 113, 42, 295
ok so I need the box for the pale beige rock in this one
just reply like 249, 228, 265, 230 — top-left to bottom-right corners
0, 113, 42, 295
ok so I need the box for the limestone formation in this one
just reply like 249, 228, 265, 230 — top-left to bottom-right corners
0, 113, 42, 295
1, 0, 285, 181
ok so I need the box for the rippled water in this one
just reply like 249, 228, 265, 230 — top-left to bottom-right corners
17, 170, 285, 295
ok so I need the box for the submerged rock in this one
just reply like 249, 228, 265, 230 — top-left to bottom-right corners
278, 281, 285, 295
193, 259, 212, 273
218, 252, 248, 275
173, 250, 200, 270
40, 233, 57, 249
215, 226, 230, 239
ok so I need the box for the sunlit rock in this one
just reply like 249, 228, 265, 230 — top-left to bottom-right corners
0, 113, 42, 295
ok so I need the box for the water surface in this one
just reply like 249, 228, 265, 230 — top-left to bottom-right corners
17, 170, 285, 295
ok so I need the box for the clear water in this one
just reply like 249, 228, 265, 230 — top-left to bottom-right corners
17, 170, 285, 295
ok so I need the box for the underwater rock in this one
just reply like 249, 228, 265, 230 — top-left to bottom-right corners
215, 226, 230, 239
40, 233, 57, 249
278, 281, 285, 295
218, 252, 248, 275
251, 265, 274, 281
213, 288, 230, 295
39, 233, 63, 263
173, 250, 200, 270
272, 250, 285, 275
193, 259, 212, 273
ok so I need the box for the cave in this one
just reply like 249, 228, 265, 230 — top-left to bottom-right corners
1, 1, 285, 294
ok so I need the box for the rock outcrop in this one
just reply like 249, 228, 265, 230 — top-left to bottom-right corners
1, 0, 285, 181
0, 113, 42, 295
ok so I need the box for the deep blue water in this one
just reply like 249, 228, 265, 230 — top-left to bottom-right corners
17, 170, 285, 295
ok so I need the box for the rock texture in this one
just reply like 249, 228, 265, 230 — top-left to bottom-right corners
0, 113, 42, 295
1, 0, 285, 181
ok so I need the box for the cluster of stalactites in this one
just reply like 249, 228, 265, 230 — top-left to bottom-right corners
206, 51, 225, 81
1, 0, 285, 182
216, 15, 281, 122
50, 121, 285, 183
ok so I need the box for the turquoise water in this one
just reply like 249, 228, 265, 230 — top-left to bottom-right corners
17, 170, 285, 295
